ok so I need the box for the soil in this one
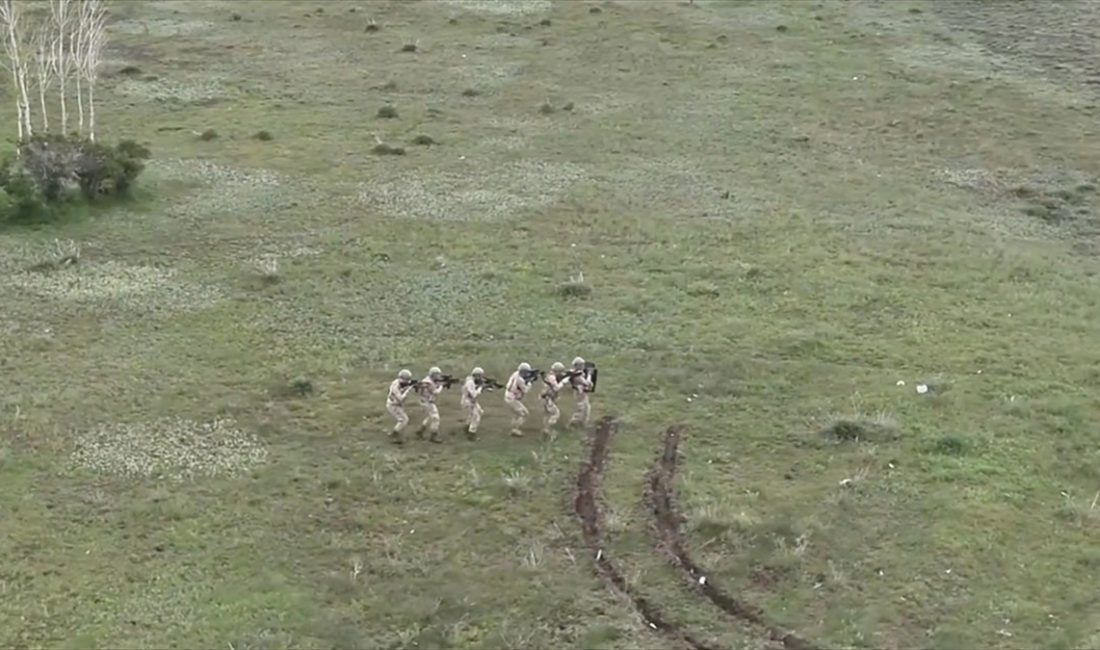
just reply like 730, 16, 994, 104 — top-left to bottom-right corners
644, 425, 818, 650
573, 417, 720, 650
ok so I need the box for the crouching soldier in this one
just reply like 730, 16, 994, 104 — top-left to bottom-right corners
540, 361, 568, 438
568, 356, 593, 428
416, 366, 446, 443
461, 367, 487, 440
505, 362, 533, 437
386, 369, 417, 444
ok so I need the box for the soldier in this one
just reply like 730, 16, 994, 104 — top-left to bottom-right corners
415, 366, 446, 443
568, 356, 593, 428
461, 367, 485, 440
386, 369, 417, 444
505, 362, 534, 437
540, 361, 568, 438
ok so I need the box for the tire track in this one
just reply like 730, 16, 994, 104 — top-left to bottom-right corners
645, 425, 819, 650
574, 417, 720, 650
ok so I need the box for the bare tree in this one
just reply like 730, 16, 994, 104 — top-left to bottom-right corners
75, 0, 105, 141
31, 17, 54, 133
49, 0, 73, 134
69, 0, 83, 135
0, 0, 33, 140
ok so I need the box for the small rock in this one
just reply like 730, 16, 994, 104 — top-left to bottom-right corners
916, 384, 929, 394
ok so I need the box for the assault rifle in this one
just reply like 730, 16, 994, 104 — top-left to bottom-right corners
475, 376, 505, 391
551, 361, 598, 393
519, 368, 542, 385
400, 374, 459, 390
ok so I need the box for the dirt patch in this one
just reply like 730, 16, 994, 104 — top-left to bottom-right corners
574, 417, 718, 650
644, 425, 818, 650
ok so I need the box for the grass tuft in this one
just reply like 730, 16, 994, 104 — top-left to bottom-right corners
819, 411, 899, 443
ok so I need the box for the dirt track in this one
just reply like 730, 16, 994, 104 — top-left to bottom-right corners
573, 417, 720, 650
644, 425, 818, 650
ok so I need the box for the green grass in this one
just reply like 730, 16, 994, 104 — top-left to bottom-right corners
3, 0, 1100, 648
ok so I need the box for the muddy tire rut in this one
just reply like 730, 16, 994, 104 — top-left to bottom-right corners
645, 425, 819, 650
573, 417, 720, 650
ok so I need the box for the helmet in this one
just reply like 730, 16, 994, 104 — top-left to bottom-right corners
398, 369, 412, 379
472, 367, 484, 376
429, 366, 442, 376
518, 362, 531, 372
551, 362, 564, 372
572, 356, 585, 368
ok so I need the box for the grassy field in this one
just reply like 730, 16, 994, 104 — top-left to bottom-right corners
3, 0, 1100, 648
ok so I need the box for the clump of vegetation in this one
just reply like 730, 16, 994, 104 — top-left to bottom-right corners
461, 88, 482, 97
230, 12, 242, 21
819, 411, 899, 443
25, 238, 81, 273
253, 130, 273, 141
562, 101, 575, 112
557, 272, 592, 298
288, 376, 314, 397
400, 41, 418, 53
376, 105, 399, 119
411, 135, 436, 146
928, 435, 971, 456
1016, 181, 1095, 225
539, 101, 556, 115
364, 18, 379, 32
380, 80, 398, 91
372, 143, 406, 156
539, 18, 551, 26
1, 135, 151, 223
117, 65, 142, 77
198, 128, 219, 141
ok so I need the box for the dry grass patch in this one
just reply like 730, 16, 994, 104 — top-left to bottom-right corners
3, 260, 223, 311
358, 160, 586, 221
70, 417, 268, 480
115, 74, 239, 104
442, 0, 551, 16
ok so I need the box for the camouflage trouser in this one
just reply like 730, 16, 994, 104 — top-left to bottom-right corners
542, 395, 560, 432
570, 392, 590, 427
505, 395, 528, 436
387, 403, 408, 433
463, 400, 483, 433
420, 402, 440, 433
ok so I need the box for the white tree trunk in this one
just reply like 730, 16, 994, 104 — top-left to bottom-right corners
37, 75, 47, 131
7, 65, 21, 140
58, 68, 67, 132
87, 80, 94, 141
2, 0, 31, 141
74, 72, 82, 135
16, 59, 31, 139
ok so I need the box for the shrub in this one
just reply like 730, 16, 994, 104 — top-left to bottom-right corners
199, 128, 219, 141
376, 105, 398, 119
0, 134, 150, 223
253, 130, 274, 141
371, 143, 406, 156
412, 135, 436, 146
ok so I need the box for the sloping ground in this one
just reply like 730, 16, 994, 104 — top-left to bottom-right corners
932, 0, 1100, 91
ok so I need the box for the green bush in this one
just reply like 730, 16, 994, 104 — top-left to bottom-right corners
0, 135, 150, 223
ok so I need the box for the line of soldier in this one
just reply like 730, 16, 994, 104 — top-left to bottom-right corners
385, 357, 596, 444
